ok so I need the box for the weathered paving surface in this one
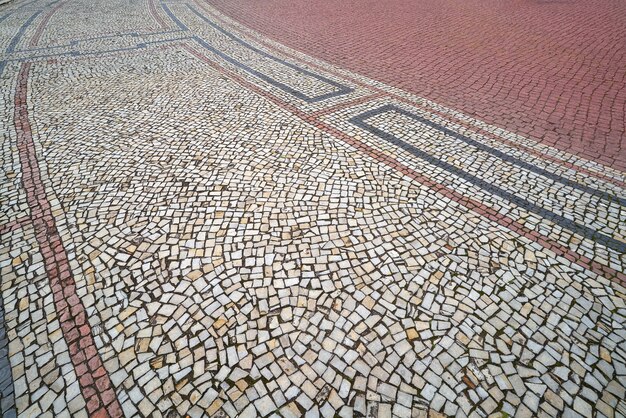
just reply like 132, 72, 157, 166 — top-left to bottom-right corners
0, 0, 625, 417
207, 0, 626, 172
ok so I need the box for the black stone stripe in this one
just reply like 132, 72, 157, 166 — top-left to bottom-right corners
160, 1, 187, 31
0, 5, 50, 75
184, 4, 354, 103
358, 105, 626, 206
350, 105, 626, 254
6, 10, 41, 53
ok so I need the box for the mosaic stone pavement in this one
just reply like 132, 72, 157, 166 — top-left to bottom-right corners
0, 0, 625, 417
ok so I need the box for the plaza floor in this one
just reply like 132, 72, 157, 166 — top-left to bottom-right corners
0, 0, 625, 417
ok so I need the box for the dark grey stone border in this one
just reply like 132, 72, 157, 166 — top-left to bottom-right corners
160, 2, 353, 103
350, 104, 626, 254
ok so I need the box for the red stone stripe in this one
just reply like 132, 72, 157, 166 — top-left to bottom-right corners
14, 62, 123, 418
29, 1, 66, 47
183, 42, 626, 284
148, 0, 170, 30
193, 0, 626, 189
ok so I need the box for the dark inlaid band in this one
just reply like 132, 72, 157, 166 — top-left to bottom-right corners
350, 104, 626, 254
159, 2, 353, 103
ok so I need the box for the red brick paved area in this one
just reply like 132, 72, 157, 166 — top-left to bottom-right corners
206, 0, 626, 170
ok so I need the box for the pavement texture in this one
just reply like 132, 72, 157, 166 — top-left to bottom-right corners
0, 0, 625, 417
207, 0, 626, 171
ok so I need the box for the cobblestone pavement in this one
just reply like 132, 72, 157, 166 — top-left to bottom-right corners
0, 0, 625, 417
207, 0, 626, 172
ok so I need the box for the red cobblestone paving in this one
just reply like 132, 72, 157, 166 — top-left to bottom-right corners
206, 0, 626, 170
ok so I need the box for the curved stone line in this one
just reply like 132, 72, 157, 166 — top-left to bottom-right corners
158, 1, 353, 103
198, 3, 626, 189
0, 8, 42, 74
5, 10, 40, 53
0, 5, 64, 414
13, 62, 124, 418
182, 42, 625, 282
357, 105, 626, 207
186, 4, 354, 102
0, 0, 43, 24
158, 0, 187, 31
350, 104, 626, 254
27, 0, 65, 48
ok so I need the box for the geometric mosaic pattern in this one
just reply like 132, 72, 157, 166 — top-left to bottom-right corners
0, 0, 625, 417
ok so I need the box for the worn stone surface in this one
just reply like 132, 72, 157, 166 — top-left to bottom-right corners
0, 0, 625, 417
